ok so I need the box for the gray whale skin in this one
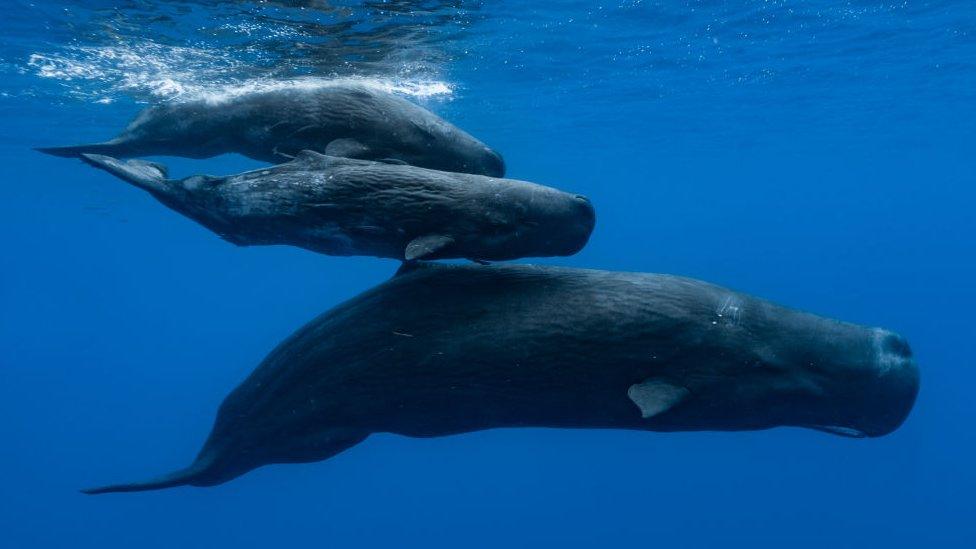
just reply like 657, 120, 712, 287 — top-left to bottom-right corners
37, 84, 506, 177
77, 151, 595, 262
83, 263, 919, 494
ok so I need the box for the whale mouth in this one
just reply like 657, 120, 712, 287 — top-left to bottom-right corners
807, 425, 867, 438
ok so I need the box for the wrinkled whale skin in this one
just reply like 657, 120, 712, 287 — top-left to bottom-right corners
83, 263, 919, 494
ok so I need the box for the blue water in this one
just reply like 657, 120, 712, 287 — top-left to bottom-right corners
1, 0, 974, 546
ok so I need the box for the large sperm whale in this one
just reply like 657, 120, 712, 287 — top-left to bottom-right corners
83, 263, 920, 494
77, 151, 595, 262
37, 84, 506, 177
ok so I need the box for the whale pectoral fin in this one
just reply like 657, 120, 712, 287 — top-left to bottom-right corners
404, 235, 455, 261
627, 380, 689, 418
325, 138, 373, 159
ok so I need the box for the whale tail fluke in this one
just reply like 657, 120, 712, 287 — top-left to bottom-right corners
35, 142, 124, 158
78, 153, 171, 195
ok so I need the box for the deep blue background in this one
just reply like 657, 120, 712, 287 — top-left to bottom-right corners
1, 1, 974, 546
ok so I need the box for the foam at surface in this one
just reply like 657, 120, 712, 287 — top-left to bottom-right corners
27, 42, 453, 105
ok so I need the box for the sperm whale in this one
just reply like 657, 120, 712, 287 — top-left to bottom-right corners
78, 151, 594, 262
82, 263, 920, 494
38, 84, 506, 176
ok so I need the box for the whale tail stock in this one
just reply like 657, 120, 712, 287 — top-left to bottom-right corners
77, 153, 172, 195
81, 446, 225, 495
82, 465, 202, 495
82, 430, 370, 494
35, 142, 125, 158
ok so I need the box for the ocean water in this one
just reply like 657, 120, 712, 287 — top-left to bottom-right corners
1, 0, 973, 546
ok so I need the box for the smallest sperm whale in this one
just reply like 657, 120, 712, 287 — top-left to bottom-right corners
78, 151, 595, 262
37, 84, 506, 177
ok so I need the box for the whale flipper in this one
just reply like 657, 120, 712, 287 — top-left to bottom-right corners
79, 154, 172, 195
405, 234, 455, 261
627, 380, 689, 418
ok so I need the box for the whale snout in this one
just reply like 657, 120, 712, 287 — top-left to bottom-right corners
850, 330, 920, 437
492, 190, 595, 260
876, 330, 914, 375
482, 148, 506, 178
574, 194, 596, 231
553, 193, 596, 256
805, 328, 919, 439
867, 330, 920, 435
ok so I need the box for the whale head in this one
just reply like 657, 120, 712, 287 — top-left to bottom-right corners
395, 109, 506, 177
458, 182, 596, 261
799, 328, 920, 437
642, 300, 921, 438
